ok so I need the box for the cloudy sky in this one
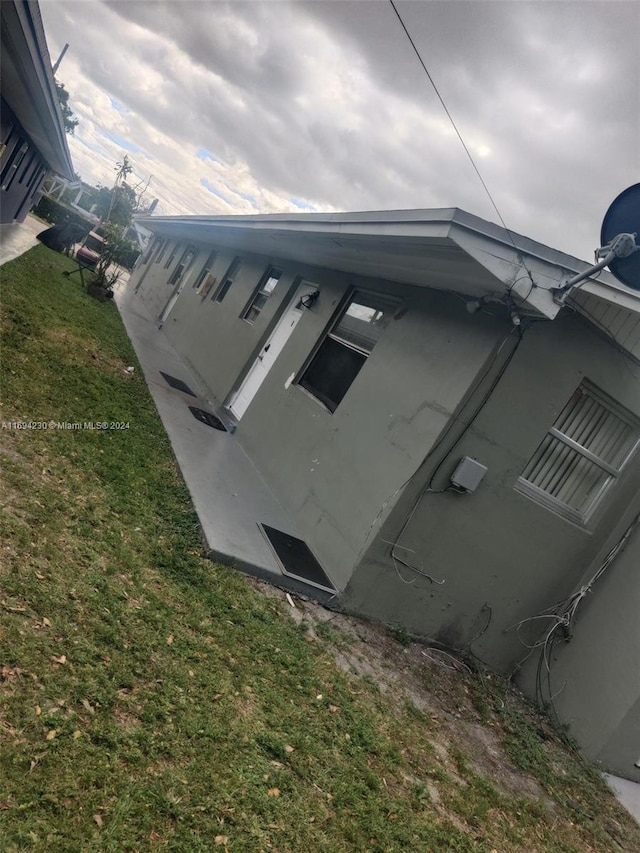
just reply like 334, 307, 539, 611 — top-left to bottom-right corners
40, 0, 639, 262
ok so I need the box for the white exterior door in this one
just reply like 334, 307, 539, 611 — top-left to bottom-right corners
229, 283, 317, 419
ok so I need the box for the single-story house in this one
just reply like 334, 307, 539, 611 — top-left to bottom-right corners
1, 0, 74, 224
130, 207, 640, 780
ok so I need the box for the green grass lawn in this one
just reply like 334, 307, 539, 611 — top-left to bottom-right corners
1, 246, 638, 852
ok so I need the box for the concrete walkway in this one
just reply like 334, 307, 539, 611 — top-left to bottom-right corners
0, 214, 44, 265
114, 280, 333, 602
605, 774, 640, 825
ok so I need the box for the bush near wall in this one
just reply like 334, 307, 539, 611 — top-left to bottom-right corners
31, 196, 140, 270
116, 243, 141, 271
31, 195, 93, 231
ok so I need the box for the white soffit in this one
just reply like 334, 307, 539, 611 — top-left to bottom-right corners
571, 290, 640, 360
136, 208, 640, 321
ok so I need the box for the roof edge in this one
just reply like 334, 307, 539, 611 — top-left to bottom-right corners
2, 0, 74, 179
135, 206, 618, 284
134, 208, 640, 324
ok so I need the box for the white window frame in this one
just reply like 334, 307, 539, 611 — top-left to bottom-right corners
297, 289, 398, 413
515, 381, 640, 524
167, 244, 196, 286
241, 266, 282, 323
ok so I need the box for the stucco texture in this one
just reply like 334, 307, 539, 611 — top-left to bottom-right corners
340, 313, 640, 675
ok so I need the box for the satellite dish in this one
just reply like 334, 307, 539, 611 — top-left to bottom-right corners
600, 183, 640, 290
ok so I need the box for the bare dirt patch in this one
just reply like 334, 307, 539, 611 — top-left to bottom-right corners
255, 580, 563, 811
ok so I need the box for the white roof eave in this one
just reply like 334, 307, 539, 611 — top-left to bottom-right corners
135, 208, 640, 320
0, 1, 75, 180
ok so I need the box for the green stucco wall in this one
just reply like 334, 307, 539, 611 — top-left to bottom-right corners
339, 314, 640, 675
518, 510, 640, 782
236, 280, 504, 590
131, 243, 640, 717
131, 238, 507, 591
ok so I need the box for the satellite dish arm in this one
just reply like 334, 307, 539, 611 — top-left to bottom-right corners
553, 232, 639, 304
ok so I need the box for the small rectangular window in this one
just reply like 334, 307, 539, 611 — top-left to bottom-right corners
193, 250, 218, 294
213, 257, 242, 302
163, 241, 180, 269
1, 140, 28, 191
167, 245, 196, 286
0, 131, 19, 183
27, 164, 45, 191
242, 267, 282, 323
1, 122, 15, 145
516, 382, 640, 523
17, 152, 34, 184
299, 291, 397, 413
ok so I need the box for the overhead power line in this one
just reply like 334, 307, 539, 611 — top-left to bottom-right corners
388, 0, 536, 289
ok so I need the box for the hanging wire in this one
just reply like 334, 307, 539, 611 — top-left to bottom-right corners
509, 511, 640, 730
389, 0, 538, 300
388, 0, 537, 295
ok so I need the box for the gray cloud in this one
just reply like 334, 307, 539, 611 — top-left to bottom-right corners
40, 0, 639, 260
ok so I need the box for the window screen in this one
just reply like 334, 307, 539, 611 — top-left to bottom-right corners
516, 383, 640, 523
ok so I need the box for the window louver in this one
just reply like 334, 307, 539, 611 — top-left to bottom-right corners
517, 384, 639, 523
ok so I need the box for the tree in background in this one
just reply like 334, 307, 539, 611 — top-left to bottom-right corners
91, 156, 147, 292
55, 81, 78, 135
91, 222, 135, 294
93, 183, 137, 228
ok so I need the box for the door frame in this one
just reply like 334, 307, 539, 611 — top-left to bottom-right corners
226, 280, 319, 420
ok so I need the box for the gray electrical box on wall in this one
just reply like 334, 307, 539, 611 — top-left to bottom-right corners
450, 457, 488, 493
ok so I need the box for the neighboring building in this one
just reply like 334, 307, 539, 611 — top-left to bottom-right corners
40, 175, 99, 221
130, 220, 154, 254
1, 0, 74, 223
130, 207, 640, 779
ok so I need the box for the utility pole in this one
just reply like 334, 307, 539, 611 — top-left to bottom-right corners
52, 43, 69, 75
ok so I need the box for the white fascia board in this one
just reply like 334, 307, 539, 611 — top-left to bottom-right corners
449, 226, 564, 318
137, 208, 639, 318
135, 214, 455, 243
449, 209, 640, 313
134, 214, 493, 296
131, 222, 153, 247
137, 207, 458, 227
1, 1, 74, 179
